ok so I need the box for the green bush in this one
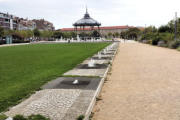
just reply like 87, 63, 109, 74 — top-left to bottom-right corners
12, 39, 29, 43
141, 33, 156, 41
13, 114, 49, 120
158, 25, 173, 33
76, 115, 85, 120
141, 32, 174, 46
0, 114, 8, 120
0, 40, 6, 45
152, 35, 162, 45
177, 46, 180, 51
28, 114, 50, 120
146, 40, 152, 44
158, 41, 168, 47
168, 40, 180, 49
13, 115, 27, 120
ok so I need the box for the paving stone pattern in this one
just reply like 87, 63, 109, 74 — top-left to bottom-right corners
6, 89, 81, 120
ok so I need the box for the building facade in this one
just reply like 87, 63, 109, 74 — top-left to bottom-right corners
18, 18, 36, 31
0, 12, 54, 31
33, 19, 55, 31
0, 12, 18, 30
60, 25, 133, 36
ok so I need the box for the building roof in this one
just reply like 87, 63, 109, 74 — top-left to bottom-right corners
61, 26, 132, 31
73, 8, 101, 27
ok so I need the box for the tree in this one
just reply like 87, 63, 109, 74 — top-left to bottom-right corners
14, 30, 27, 39
79, 32, 91, 38
0, 27, 4, 37
122, 28, 141, 40
26, 30, 33, 38
91, 30, 100, 37
33, 29, 40, 37
158, 25, 173, 33
107, 32, 113, 38
168, 18, 180, 34
4, 29, 13, 36
144, 26, 157, 33
129, 28, 139, 39
70, 32, 77, 38
114, 32, 120, 38
41, 31, 53, 38
120, 31, 127, 39
79, 32, 86, 38
63, 32, 71, 38
12, 31, 24, 40
53, 31, 63, 39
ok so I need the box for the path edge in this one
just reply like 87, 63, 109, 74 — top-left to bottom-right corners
84, 42, 119, 120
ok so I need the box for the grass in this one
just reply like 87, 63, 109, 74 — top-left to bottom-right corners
0, 114, 8, 120
0, 42, 110, 112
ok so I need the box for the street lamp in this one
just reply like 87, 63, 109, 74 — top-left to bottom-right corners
175, 12, 177, 41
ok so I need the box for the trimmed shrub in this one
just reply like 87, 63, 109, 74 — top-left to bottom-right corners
12, 40, 29, 43
141, 33, 156, 41
13, 115, 27, 120
0, 40, 6, 45
13, 114, 49, 120
146, 40, 152, 44
158, 41, 167, 47
76, 115, 85, 120
141, 40, 152, 44
0, 114, 8, 120
168, 40, 180, 49
28, 114, 50, 120
177, 46, 180, 51
152, 35, 162, 45
142, 40, 147, 43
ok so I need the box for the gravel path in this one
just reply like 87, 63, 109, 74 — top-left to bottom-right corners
93, 42, 180, 120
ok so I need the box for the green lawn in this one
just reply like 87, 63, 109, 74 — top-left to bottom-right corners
0, 42, 110, 112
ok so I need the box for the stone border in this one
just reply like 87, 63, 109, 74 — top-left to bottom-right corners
0, 43, 30, 47
84, 43, 119, 120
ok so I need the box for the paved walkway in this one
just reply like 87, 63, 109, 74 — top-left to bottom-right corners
0, 43, 29, 47
93, 42, 180, 120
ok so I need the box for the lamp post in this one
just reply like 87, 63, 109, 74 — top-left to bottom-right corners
175, 12, 177, 41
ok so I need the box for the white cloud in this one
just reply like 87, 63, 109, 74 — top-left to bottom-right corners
0, 0, 180, 29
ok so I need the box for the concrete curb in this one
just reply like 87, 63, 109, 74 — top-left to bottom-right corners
84, 42, 119, 120
0, 43, 30, 47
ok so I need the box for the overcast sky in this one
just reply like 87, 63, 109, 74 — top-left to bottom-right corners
0, 0, 180, 29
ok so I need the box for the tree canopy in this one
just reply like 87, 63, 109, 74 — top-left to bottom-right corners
33, 29, 41, 37
0, 27, 4, 37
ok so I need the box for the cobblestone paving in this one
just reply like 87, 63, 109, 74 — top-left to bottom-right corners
6, 89, 81, 120
62, 90, 95, 120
